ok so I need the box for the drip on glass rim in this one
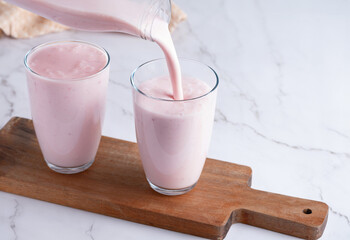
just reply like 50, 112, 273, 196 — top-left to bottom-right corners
130, 58, 219, 102
24, 40, 110, 82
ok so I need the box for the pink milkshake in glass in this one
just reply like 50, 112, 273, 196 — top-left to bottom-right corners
25, 40, 110, 174
131, 59, 218, 195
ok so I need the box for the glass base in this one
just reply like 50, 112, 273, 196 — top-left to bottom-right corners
147, 179, 197, 196
45, 159, 94, 174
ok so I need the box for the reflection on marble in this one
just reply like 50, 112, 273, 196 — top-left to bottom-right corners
0, 0, 350, 239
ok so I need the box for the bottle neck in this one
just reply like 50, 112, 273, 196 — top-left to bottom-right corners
139, 0, 171, 41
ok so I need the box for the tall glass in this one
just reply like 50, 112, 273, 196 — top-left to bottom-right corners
131, 59, 219, 195
24, 40, 110, 174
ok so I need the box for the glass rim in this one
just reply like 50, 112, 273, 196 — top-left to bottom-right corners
130, 58, 219, 102
24, 40, 110, 82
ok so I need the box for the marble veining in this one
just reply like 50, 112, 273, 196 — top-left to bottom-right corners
0, 0, 350, 239
327, 127, 350, 141
85, 223, 95, 240
9, 199, 20, 240
184, 20, 262, 121
1, 75, 16, 118
254, 0, 287, 103
216, 107, 349, 158
330, 208, 350, 227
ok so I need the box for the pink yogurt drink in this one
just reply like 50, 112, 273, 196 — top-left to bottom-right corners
131, 59, 218, 195
25, 40, 110, 174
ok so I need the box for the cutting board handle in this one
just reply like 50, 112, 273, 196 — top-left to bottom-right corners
235, 189, 328, 239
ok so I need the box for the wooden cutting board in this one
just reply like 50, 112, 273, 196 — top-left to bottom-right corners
0, 117, 328, 239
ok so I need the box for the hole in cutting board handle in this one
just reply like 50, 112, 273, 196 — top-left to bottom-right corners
303, 208, 312, 214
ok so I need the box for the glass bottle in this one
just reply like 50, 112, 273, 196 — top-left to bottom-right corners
5, 0, 171, 40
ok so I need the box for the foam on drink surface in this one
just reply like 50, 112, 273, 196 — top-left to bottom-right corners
28, 42, 107, 80
137, 77, 211, 116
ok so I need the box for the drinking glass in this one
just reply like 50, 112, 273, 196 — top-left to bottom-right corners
25, 40, 110, 174
131, 58, 218, 195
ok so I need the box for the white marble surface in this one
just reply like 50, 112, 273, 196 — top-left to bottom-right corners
0, 0, 350, 239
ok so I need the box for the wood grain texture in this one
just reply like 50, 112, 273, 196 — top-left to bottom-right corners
0, 117, 328, 240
